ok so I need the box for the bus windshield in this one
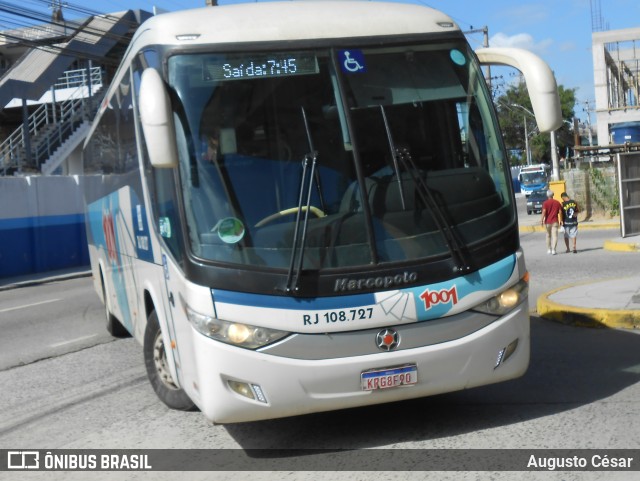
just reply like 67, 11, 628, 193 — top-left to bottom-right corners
167, 41, 514, 270
520, 172, 547, 186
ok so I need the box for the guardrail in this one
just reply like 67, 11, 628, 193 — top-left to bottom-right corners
0, 67, 103, 175
33, 89, 93, 171
54, 66, 102, 90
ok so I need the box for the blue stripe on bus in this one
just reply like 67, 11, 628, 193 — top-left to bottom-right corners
407, 254, 516, 320
214, 254, 517, 314
212, 289, 377, 310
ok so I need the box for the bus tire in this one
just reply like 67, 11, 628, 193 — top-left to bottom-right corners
144, 309, 195, 411
101, 273, 130, 338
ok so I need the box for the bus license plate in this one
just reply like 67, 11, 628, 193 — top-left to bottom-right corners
361, 365, 418, 391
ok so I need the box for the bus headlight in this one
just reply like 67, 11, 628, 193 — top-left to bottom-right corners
185, 306, 289, 349
472, 276, 529, 316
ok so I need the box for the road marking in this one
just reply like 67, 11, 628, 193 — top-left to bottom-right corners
50, 334, 100, 348
0, 298, 62, 313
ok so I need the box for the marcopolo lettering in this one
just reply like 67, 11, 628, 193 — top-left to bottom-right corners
334, 272, 417, 292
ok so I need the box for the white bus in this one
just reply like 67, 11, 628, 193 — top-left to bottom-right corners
83, 1, 561, 423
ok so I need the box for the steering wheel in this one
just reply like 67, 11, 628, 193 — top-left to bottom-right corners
255, 206, 326, 228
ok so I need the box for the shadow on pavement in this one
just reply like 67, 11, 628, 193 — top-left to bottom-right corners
225, 316, 640, 449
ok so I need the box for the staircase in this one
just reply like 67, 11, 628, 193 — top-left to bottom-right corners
0, 67, 102, 176
40, 121, 91, 175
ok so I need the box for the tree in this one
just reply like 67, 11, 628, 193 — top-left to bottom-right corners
495, 80, 576, 165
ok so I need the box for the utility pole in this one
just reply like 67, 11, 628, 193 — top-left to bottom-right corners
550, 130, 559, 181
583, 100, 594, 147
463, 26, 490, 93
49, 0, 65, 22
483, 26, 491, 95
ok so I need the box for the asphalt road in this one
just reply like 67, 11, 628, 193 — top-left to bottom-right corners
0, 277, 113, 371
0, 200, 638, 481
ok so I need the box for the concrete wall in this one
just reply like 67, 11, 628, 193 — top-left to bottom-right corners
562, 166, 618, 219
592, 27, 640, 146
0, 175, 93, 278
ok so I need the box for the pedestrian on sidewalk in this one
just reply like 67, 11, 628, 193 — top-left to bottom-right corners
561, 192, 579, 253
541, 189, 562, 255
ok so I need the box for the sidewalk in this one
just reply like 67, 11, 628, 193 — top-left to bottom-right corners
537, 276, 640, 329
519, 215, 640, 252
523, 213, 640, 328
0, 266, 91, 291
519, 216, 620, 234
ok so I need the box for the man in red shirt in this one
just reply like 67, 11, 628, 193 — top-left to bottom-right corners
541, 190, 562, 255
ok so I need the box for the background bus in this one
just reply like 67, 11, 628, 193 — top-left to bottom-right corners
518, 163, 550, 196
83, 1, 561, 423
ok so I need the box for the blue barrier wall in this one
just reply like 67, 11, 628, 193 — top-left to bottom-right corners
0, 176, 95, 278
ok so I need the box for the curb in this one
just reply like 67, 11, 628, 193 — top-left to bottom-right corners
537, 281, 640, 329
577, 221, 620, 230
519, 225, 545, 233
604, 239, 640, 252
519, 223, 619, 234
0, 270, 92, 292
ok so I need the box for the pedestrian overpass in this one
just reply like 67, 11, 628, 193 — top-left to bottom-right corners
0, 9, 150, 176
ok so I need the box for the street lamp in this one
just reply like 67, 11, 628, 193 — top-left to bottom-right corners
508, 104, 534, 166
523, 115, 530, 165
499, 101, 532, 165
520, 113, 538, 166
510, 103, 560, 181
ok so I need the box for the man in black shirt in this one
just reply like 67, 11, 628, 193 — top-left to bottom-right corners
561, 192, 579, 253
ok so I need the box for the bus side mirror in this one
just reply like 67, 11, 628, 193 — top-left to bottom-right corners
475, 47, 562, 133
139, 68, 179, 168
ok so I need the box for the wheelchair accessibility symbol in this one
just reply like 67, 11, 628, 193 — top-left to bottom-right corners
339, 50, 366, 74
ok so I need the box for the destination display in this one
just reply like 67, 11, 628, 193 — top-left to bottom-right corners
203, 52, 319, 81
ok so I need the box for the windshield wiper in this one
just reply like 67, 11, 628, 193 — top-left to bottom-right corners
379, 106, 472, 274
283, 151, 317, 293
380, 106, 406, 210
302, 107, 326, 213
398, 147, 472, 273
282, 107, 319, 294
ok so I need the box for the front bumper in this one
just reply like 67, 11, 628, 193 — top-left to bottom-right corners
190, 303, 530, 423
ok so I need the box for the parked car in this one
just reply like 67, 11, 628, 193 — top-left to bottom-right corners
526, 189, 547, 215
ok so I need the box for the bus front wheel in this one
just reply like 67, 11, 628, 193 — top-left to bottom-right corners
143, 310, 195, 411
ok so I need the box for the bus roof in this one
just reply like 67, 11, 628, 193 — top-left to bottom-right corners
131, 1, 460, 49
85, 1, 461, 149
519, 164, 548, 172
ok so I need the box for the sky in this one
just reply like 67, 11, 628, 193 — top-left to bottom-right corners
9, 0, 640, 120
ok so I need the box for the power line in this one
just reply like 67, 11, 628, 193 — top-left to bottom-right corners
0, 1, 143, 40
0, 0, 145, 65
0, 7, 144, 70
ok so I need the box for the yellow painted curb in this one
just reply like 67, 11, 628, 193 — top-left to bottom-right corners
604, 240, 640, 252
519, 225, 544, 233
579, 222, 619, 230
537, 281, 640, 329
519, 223, 618, 234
